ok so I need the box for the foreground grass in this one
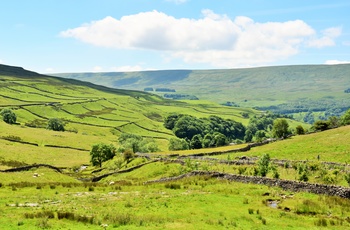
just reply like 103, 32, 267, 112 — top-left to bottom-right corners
0, 176, 349, 229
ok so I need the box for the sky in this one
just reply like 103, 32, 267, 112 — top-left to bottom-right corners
0, 0, 350, 73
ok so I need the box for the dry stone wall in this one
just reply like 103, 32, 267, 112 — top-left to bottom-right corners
146, 170, 350, 199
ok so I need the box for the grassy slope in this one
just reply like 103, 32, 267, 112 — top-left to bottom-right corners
0, 64, 261, 166
54, 64, 350, 112
2, 64, 350, 229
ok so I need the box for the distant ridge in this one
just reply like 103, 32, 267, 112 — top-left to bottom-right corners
53, 64, 350, 121
0, 64, 41, 77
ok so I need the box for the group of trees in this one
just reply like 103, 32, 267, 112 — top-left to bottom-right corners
1, 108, 66, 131
165, 114, 246, 150
311, 109, 350, 132
244, 113, 292, 142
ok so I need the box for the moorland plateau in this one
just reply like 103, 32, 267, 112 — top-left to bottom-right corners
1, 63, 350, 229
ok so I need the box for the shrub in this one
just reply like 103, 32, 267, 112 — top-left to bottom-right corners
1, 108, 16, 124
257, 154, 270, 177
123, 149, 135, 162
90, 143, 116, 167
295, 125, 305, 135
47, 118, 65, 131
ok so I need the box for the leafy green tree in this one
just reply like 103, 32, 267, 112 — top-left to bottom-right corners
164, 113, 183, 130
328, 116, 340, 128
257, 154, 270, 177
244, 129, 254, 142
47, 118, 65, 131
118, 133, 159, 153
202, 133, 214, 148
295, 125, 305, 135
90, 143, 116, 167
168, 137, 189, 151
213, 132, 227, 147
272, 119, 289, 138
173, 115, 204, 140
190, 134, 202, 149
341, 109, 350, 126
1, 108, 17, 124
254, 130, 266, 142
312, 120, 330, 131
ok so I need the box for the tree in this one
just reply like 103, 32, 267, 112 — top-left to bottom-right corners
213, 132, 227, 147
202, 133, 214, 148
328, 116, 340, 129
164, 113, 183, 130
341, 109, 350, 126
168, 137, 189, 151
257, 153, 270, 177
1, 108, 16, 124
272, 119, 289, 138
173, 115, 204, 140
190, 134, 202, 149
295, 125, 305, 135
312, 120, 329, 131
47, 118, 65, 131
118, 133, 159, 153
90, 143, 116, 167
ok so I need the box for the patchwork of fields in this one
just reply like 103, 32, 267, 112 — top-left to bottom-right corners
1, 65, 350, 229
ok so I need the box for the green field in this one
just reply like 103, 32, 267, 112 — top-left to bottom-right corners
1, 64, 350, 229
54, 64, 350, 121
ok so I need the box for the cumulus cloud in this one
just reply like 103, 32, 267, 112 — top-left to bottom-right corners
307, 27, 342, 48
61, 10, 341, 67
325, 60, 350, 65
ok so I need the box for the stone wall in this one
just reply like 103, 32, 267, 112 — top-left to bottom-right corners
145, 170, 350, 199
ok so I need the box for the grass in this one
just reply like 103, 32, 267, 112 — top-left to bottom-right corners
54, 64, 350, 120
0, 176, 349, 229
2, 64, 350, 229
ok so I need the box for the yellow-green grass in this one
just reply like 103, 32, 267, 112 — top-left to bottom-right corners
0, 139, 90, 167
215, 126, 350, 164
0, 122, 115, 150
0, 168, 78, 185
0, 176, 349, 229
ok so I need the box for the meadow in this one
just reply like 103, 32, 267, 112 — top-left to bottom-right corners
1, 64, 350, 229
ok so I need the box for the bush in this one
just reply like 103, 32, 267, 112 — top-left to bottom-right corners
90, 143, 116, 167
257, 154, 270, 177
1, 108, 16, 124
47, 118, 65, 131
295, 125, 305, 135
123, 149, 135, 162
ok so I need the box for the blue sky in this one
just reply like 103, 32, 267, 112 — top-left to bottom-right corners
0, 0, 349, 73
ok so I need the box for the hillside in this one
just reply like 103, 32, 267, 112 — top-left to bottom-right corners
0, 64, 260, 154
54, 64, 350, 122
2, 64, 350, 229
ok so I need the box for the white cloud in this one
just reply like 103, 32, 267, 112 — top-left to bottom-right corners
325, 60, 350, 65
0, 59, 3, 64
307, 27, 342, 48
61, 10, 340, 68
